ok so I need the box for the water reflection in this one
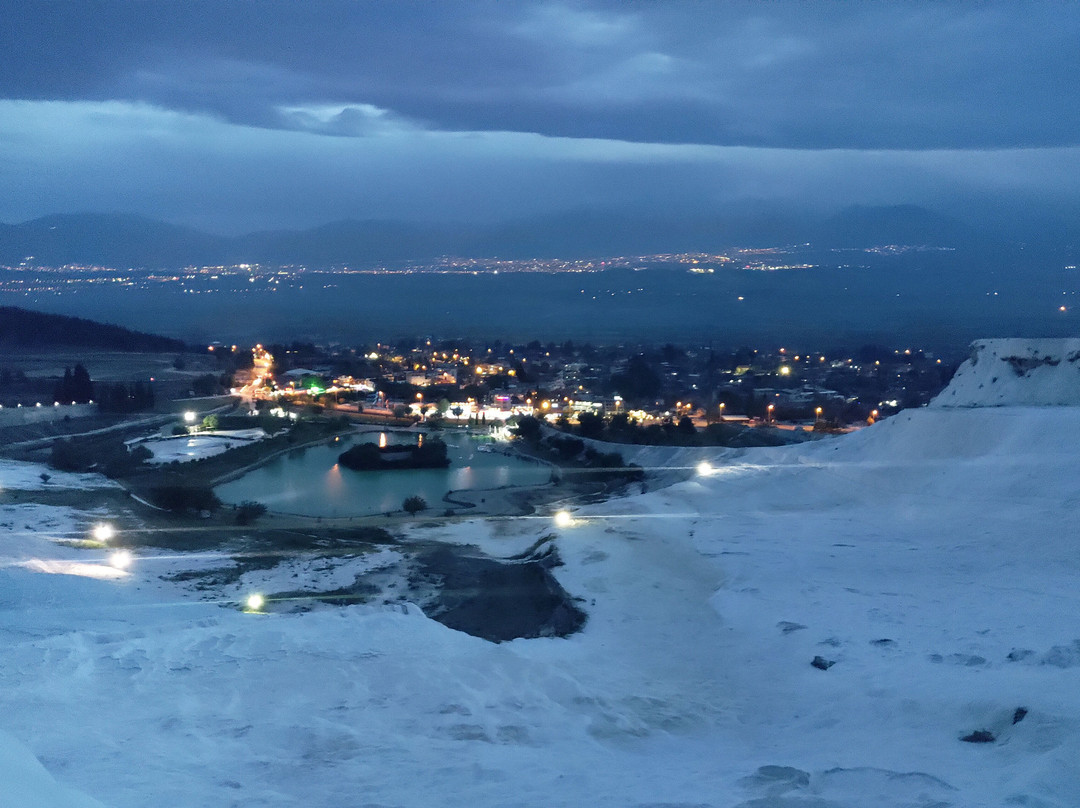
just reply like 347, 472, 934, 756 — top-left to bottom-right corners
217, 430, 549, 517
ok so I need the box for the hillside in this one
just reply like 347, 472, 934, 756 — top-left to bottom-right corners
3, 338, 1080, 806
0, 206, 991, 268
0, 306, 187, 352
931, 338, 1080, 407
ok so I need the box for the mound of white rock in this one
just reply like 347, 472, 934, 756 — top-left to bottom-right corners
932, 338, 1080, 407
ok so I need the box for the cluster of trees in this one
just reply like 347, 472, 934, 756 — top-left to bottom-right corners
513, 416, 644, 481
98, 381, 155, 413
520, 411, 791, 449
609, 354, 663, 400
578, 446, 644, 482
235, 500, 268, 525
529, 411, 696, 445
53, 364, 94, 404
189, 372, 228, 397
51, 436, 153, 477
146, 485, 221, 514
338, 436, 450, 471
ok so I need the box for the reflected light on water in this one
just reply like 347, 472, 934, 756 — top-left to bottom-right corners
325, 462, 343, 495
218, 431, 549, 517
19, 558, 128, 580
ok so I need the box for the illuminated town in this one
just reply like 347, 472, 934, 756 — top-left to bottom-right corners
222, 335, 955, 435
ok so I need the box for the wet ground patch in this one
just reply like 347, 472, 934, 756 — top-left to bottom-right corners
410, 542, 587, 642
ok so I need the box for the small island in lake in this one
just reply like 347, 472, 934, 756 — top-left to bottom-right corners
338, 437, 451, 471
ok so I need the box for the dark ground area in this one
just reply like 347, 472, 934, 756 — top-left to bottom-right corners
413, 541, 586, 642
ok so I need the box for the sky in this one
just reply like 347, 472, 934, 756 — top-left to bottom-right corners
1, 1, 1079, 234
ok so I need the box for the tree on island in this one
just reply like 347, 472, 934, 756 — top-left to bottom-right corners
338, 437, 450, 471
402, 495, 427, 515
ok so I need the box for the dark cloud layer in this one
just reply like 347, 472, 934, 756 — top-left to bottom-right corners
1, 1, 1078, 236
3, 1, 1078, 150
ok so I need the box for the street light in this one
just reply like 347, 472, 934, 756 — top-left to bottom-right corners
183, 411, 196, 423
245, 593, 266, 612
767, 403, 775, 423
92, 523, 115, 543
815, 406, 823, 422
718, 402, 725, 421
554, 510, 573, 528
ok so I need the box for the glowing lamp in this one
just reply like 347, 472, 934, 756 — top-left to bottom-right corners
245, 593, 266, 612
108, 550, 133, 570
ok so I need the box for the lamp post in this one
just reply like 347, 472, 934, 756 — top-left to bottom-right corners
767, 403, 775, 424
718, 402, 725, 422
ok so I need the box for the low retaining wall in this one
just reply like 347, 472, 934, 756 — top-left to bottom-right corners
0, 402, 98, 427
155, 395, 238, 415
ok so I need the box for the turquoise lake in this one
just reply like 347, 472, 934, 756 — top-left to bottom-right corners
215, 429, 552, 517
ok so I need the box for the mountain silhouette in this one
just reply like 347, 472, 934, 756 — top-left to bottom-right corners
0, 205, 999, 269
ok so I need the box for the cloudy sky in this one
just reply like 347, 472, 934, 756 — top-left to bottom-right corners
2, 1, 1078, 233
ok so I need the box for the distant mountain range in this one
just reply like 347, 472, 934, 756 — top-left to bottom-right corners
0, 205, 996, 269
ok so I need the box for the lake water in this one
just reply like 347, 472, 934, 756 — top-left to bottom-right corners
215, 430, 552, 517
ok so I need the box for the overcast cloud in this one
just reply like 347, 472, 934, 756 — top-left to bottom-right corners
1, 1, 1077, 232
